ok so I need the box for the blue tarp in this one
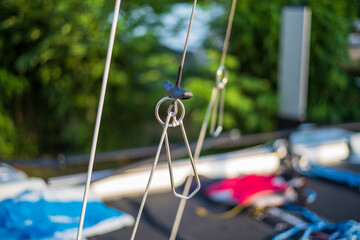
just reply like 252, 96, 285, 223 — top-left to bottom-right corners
0, 189, 134, 239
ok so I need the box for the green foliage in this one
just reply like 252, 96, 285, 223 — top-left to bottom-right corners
207, 0, 359, 132
0, 0, 180, 157
184, 49, 277, 136
305, 1, 360, 123
0, 0, 359, 158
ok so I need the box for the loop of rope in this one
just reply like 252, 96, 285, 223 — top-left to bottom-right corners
76, 0, 122, 239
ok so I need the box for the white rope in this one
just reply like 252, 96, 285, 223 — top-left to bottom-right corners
130, 112, 174, 240
76, 0, 122, 239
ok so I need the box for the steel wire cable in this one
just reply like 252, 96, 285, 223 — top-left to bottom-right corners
175, 0, 198, 87
76, 0, 122, 239
169, 1, 237, 239
130, 112, 174, 240
130, 2, 199, 237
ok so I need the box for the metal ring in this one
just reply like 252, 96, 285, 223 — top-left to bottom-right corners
155, 97, 185, 127
216, 65, 229, 87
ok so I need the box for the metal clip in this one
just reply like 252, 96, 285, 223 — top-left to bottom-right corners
210, 65, 228, 137
155, 97, 201, 199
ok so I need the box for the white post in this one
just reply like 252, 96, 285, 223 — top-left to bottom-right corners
278, 5, 311, 127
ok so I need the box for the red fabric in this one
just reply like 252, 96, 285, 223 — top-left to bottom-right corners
205, 175, 289, 206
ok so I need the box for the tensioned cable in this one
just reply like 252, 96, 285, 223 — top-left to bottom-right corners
76, 0, 122, 239
169, 0, 237, 239
220, 0, 237, 67
130, 112, 174, 240
175, 0, 198, 87
130, 1, 198, 239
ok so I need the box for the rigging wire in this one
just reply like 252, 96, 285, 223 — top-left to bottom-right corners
76, 0, 122, 239
169, 0, 237, 239
130, 111, 174, 240
175, 0, 198, 87
220, 0, 237, 67
130, 1, 198, 239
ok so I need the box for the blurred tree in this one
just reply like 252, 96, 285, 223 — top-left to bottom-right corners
0, 0, 359, 158
202, 0, 360, 134
0, 0, 180, 158
305, 1, 360, 123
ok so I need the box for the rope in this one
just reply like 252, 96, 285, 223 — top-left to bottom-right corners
295, 158, 360, 189
130, 112, 174, 240
196, 205, 244, 220
76, 0, 122, 239
273, 206, 360, 240
175, 0, 198, 87
169, 0, 237, 238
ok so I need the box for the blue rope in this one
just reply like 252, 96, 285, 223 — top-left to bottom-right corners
272, 206, 360, 240
283, 206, 326, 223
296, 162, 360, 189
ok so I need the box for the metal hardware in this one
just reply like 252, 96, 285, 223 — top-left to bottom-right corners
210, 65, 228, 137
156, 97, 201, 199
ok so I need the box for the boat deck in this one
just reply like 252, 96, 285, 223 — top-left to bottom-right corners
89, 167, 360, 240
